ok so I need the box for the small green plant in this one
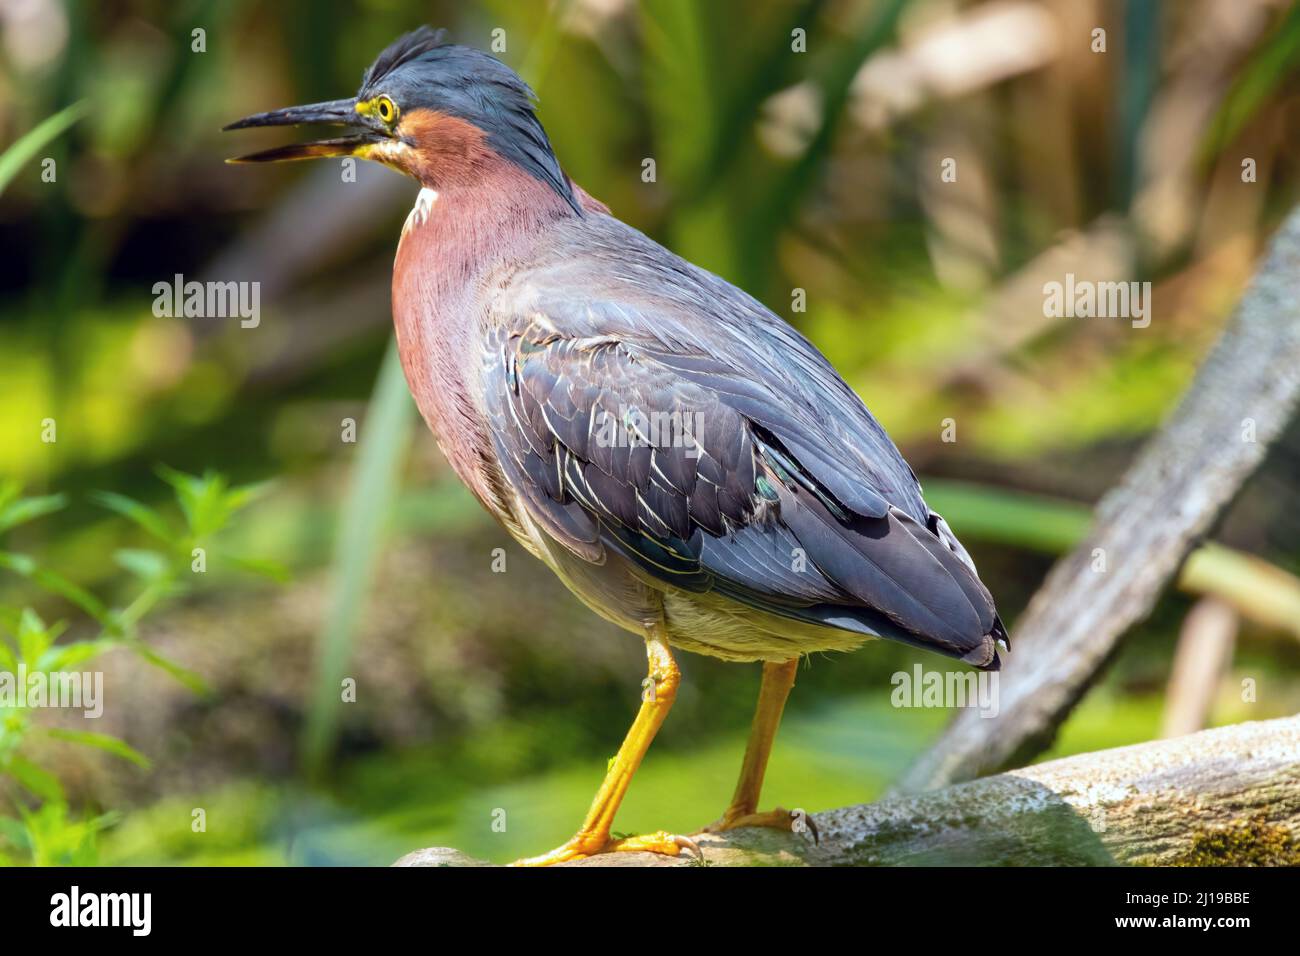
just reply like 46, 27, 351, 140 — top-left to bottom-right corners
0, 469, 283, 865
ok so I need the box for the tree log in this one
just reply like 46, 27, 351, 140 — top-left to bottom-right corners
894, 205, 1300, 794
394, 714, 1300, 867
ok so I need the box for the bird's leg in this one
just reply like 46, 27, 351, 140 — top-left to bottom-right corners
511, 627, 700, 866
700, 658, 815, 840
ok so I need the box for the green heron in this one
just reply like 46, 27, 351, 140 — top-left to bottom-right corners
227, 27, 1006, 865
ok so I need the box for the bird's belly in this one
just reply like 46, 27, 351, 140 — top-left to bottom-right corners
659, 589, 870, 663
515, 507, 870, 663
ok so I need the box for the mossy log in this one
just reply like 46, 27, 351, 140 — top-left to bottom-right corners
395, 714, 1300, 867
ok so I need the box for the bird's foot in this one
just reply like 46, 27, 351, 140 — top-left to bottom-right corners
509, 829, 702, 866
699, 806, 819, 843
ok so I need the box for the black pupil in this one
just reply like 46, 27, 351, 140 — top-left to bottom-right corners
380, 100, 391, 119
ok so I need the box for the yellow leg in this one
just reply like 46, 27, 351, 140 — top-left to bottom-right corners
511, 626, 700, 865
701, 658, 816, 840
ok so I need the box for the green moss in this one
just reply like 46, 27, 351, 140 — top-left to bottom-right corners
1171, 817, 1299, 867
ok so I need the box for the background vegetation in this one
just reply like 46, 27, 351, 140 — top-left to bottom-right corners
1, 0, 1298, 865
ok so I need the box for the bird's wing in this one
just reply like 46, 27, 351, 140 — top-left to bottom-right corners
480, 218, 1003, 667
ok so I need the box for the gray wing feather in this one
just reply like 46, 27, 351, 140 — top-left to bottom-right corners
480, 214, 1004, 668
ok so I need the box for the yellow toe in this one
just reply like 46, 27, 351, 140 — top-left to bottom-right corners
511, 829, 701, 866
700, 806, 818, 843
605, 829, 700, 858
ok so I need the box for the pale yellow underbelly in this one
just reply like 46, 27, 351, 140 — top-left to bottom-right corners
506, 497, 870, 663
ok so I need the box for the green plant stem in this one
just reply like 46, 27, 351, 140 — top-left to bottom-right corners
0, 101, 88, 196
301, 339, 414, 781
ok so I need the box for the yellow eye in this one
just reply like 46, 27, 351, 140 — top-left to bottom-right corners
376, 96, 397, 123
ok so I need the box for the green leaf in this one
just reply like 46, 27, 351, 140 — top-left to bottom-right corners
220, 479, 273, 516
302, 339, 414, 779
127, 640, 211, 697
149, 466, 272, 543
16, 608, 54, 665
0, 492, 67, 535
0, 550, 35, 575
6, 755, 64, 801
0, 101, 88, 196
39, 638, 118, 672
1202, 3, 1300, 164
16, 800, 115, 866
90, 491, 176, 544
0, 552, 114, 628
219, 552, 290, 583
44, 729, 151, 769
0, 814, 29, 851
114, 548, 171, 581
155, 465, 226, 537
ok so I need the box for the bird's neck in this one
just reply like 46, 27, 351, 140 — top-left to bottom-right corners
390, 157, 591, 505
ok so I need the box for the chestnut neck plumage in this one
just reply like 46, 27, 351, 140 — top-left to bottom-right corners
390, 128, 587, 511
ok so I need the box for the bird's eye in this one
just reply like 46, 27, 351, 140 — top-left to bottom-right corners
376, 96, 397, 123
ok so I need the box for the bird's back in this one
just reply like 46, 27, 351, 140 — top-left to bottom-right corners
471, 207, 1006, 669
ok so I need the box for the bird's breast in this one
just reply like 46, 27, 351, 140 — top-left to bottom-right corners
391, 188, 503, 514
389, 170, 587, 541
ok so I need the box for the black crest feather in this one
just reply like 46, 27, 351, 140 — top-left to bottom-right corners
362, 26, 448, 89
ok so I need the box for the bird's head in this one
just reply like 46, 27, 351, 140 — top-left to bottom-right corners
224, 26, 579, 211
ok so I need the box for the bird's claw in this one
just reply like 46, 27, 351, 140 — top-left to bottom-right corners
605, 829, 702, 859
605, 832, 707, 858
510, 829, 702, 866
699, 806, 819, 844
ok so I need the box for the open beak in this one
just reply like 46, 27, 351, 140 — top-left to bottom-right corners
223, 97, 385, 163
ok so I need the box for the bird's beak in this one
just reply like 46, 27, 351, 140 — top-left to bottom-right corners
223, 97, 386, 163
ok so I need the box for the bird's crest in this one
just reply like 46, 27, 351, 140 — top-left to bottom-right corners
362, 26, 449, 89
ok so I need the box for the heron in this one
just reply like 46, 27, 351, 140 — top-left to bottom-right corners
226, 26, 1007, 866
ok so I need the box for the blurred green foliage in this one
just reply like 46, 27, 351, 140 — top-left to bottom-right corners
1, 0, 1299, 865
0, 472, 278, 864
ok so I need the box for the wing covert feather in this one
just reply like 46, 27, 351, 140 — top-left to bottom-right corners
478, 215, 1002, 667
